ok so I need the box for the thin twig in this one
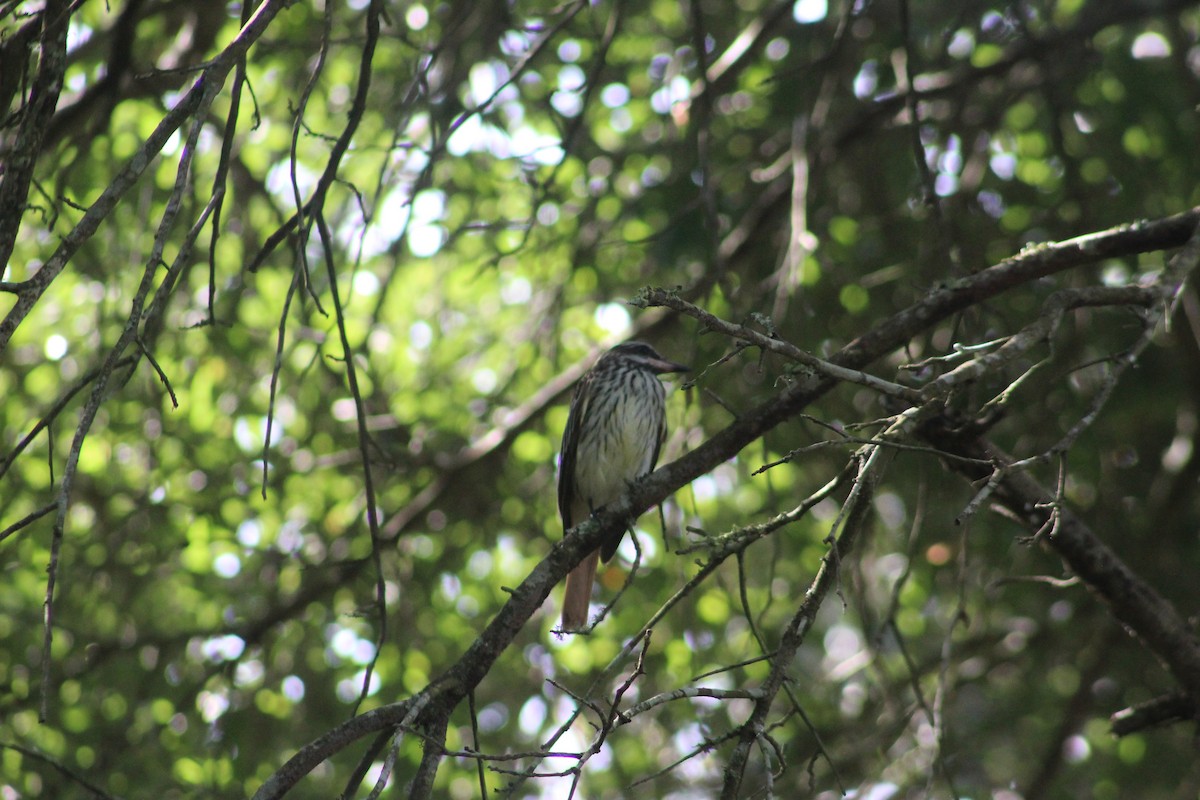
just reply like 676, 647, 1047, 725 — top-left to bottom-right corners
0, 741, 121, 800
0, 502, 56, 544
635, 288, 925, 406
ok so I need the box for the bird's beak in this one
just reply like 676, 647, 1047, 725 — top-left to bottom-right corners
648, 356, 690, 375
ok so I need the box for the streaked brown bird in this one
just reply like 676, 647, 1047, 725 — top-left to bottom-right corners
558, 341, 688, 630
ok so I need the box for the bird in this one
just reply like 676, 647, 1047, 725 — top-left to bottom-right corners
558, 341, 689, 631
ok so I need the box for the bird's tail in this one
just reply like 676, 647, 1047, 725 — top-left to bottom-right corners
561, 550, 599, 630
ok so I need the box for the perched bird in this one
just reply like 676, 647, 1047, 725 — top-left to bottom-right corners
558, 341, 689, 630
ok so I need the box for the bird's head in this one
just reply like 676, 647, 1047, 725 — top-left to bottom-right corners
608, 341, 690, 375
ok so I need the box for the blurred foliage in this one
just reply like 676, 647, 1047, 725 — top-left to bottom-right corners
2, 0, 1200, 797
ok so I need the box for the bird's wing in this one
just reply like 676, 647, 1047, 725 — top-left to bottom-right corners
557, 372, 593, 530
647, 411, 666, 474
